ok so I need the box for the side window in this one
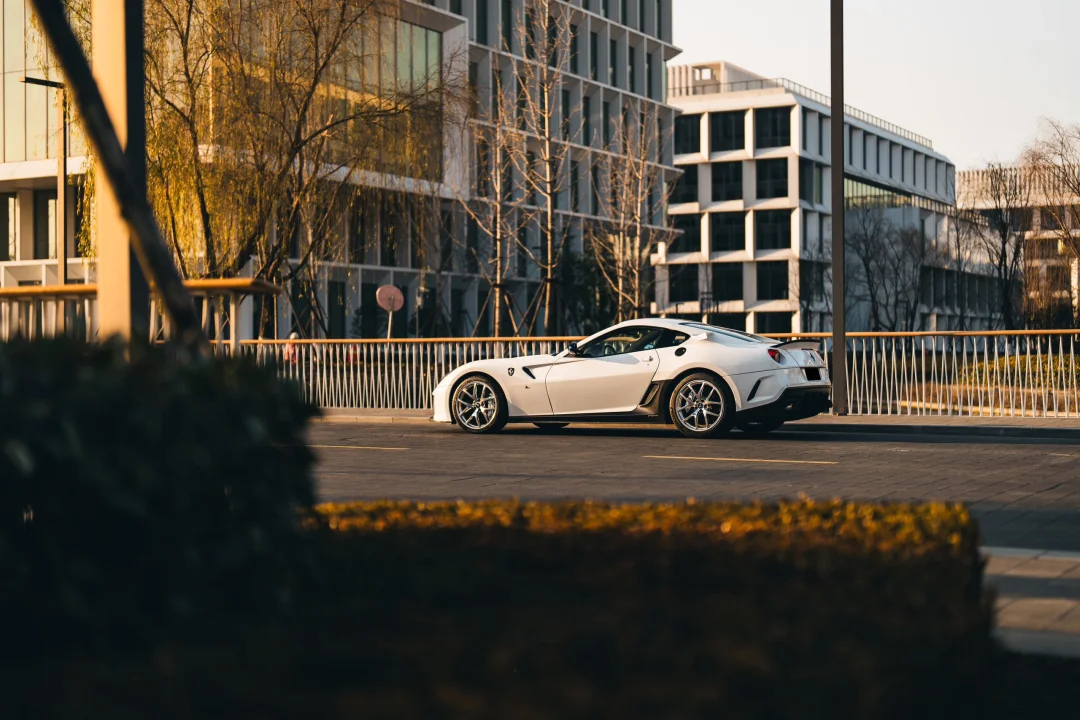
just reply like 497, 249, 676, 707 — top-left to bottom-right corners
656, 329, 689, 349
580, 327, 663, 357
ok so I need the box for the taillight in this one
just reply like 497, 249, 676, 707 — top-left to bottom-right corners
768, 348, 783, 364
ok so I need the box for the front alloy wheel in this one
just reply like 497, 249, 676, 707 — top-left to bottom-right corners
452, 375, 507, 434
670, 373, 734, 439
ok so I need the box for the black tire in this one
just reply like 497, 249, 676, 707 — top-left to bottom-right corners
451, 374, 508, 434
533, 422, 570, 432
668, 372, 735, 439
736, 418, 785, 436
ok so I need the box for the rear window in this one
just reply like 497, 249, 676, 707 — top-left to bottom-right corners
680, 322, 773, 344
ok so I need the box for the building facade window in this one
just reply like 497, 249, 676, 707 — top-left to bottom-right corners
570, 24, 579, 73
711, 161, 742, 202
755, 107, 791, 149
628, 46, 636, 94
755, 210, 792, 250
711, 312, 746, 331
756, 261, 789, 300
501, 0, 513, 49
561, 89, 571, 140
583, 95, 592, 145
570, 159, 580, 211
646, 52, 654, 99
756, 158, 788, 199
674, 114, 701, 154
609, 39, 617, 86
670, 213, 701, 253
799, 158, 823, 205
33, 189, 56, 260
710, 211, 745, 251
590, 32, 598, 80
603, 101, 612, 147
0, 193, 15, 261
671, 166, 698, 204
756, 311, 792, 333
710, 110, 745, 152
668, 263, 698, 303
711, 262, 743, 302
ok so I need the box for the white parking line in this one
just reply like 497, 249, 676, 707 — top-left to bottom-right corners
644, 455, 837, 466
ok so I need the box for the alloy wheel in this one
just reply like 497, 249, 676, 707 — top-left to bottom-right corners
674, 379, 724, 433
454, 379, 499, 431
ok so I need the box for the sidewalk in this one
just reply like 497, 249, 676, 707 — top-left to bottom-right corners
316, 408, 1080, 439
986, 548, 1080, 658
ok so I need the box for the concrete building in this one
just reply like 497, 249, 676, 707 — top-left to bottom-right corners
957, 166, 1080, 327
655, 61, 997, 333
0, 0, 680, 338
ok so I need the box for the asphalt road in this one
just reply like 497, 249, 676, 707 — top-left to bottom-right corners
312, 422, 1080, 552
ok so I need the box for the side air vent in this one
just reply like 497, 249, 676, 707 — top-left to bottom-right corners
639, 383, 660, 407
522, 367, 536, 379
746, 379, 762, 402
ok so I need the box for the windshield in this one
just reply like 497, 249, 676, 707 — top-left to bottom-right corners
679, 322, 775, 344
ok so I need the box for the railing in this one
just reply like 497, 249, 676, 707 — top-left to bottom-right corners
669, 77, 935, 149
5, 299, 1076, 418
242, 330, 1080, 418
241, 338, 578, 410
0, 278, 279, 346
790, 331, 1080, 418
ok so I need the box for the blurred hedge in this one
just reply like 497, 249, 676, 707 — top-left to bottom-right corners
10, 499, 997, 719
0, 338, 318, 658
961, 353, 1080, 386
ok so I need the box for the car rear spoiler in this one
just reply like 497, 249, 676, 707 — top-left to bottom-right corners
771, 340, 823, 351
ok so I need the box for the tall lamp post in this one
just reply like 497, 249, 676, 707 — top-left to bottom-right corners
21, 75, 67, 334
830, 0, 848, 415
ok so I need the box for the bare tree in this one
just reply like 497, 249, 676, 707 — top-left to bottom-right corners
504, 0, 577, 334
586, 103, 675, 323
456, 57, 532, 337
39, 0, 454, 338
1025, 119, 1080, 261
845, 203, 895, 331
962, 162, 1031, 329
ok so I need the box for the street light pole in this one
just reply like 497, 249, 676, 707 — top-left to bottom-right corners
21, 75, 67, 333
830, 0, 848, 415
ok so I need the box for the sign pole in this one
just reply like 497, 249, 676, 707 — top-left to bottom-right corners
830, 0, 848, 415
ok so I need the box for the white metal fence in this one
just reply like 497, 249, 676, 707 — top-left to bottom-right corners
241, 331, 1080, 418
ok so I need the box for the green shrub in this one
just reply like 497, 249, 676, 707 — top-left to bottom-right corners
961, 353, 1080, 386
0, 338, 319, 658
16, 499, 991, 719
314, 500, 994, 719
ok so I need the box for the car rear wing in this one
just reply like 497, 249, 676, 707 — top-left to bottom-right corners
771, 340, 824, 352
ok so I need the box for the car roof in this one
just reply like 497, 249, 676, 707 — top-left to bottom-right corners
603, 318, 773, 343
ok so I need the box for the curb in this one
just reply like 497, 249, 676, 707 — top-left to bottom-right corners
314, 414, 432, 424
779, 422, 1080, 441
312, 414, 1080, 440
996, 628, 1080, 658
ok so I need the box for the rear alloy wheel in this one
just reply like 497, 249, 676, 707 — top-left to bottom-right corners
669, 373, 734, 439
736, 418, 785, 436
533, 422, 569, 432
452, 375, 508, 434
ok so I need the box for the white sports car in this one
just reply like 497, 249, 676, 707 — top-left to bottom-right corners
432, 319, 832, 438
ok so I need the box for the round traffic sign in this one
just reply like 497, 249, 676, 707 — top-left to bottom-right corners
376, 285, 404, 313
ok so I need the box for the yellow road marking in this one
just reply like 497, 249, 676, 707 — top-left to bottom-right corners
644, 455, 837, 466
307, 444, 410, 451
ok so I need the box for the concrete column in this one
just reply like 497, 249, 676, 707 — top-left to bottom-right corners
93, 0, 150, 340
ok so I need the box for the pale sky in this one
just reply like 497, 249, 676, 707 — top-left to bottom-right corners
672, 0, 1080, 170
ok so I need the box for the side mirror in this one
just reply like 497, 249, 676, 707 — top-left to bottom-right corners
567, 342, 580, 356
